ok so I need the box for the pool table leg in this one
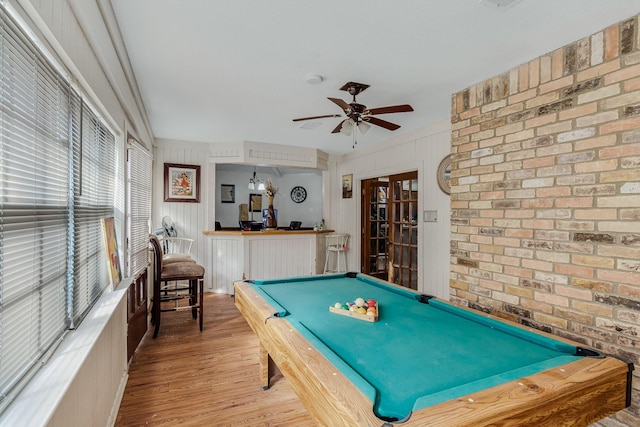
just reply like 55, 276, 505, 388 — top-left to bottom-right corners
260, 343, 278, 390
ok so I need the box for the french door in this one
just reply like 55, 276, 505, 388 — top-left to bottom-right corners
360, 172, 418, 289
361, 179, 389, 279
388, 172, 419, 289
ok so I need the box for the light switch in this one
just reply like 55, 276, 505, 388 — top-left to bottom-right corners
423, 210, 438, 222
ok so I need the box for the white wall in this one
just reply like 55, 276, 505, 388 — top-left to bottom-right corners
326, 120, 452, 299
152, 138, 210, 266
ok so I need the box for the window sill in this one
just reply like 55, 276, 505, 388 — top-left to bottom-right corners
0, 283, 130, 426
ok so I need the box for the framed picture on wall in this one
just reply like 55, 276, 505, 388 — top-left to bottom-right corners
164, 163, 201, 203
221, 184, 235, 203
249, 193, 262, 212
342, 174, 353, 199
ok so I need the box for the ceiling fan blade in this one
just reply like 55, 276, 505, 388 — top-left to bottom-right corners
331, 120, 347, 134
292, 114, 341, 122
365, 116, 401, 131
328, 97, 351, 113
366, 104, 414, 115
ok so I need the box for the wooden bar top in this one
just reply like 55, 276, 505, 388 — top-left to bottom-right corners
203, 229, 334, 236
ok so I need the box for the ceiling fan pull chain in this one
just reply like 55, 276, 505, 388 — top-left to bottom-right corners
353, 124, 357, 148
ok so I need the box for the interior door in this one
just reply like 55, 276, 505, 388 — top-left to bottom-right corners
361, 179, 389, 279
388, 171, 418, 289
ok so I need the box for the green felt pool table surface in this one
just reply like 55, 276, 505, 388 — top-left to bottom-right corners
237, 273, 631, 426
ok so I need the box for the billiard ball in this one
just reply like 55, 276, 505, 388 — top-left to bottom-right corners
355, 297, 365, 307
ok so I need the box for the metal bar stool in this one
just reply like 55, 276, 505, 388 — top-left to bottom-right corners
150, 235, 205, 338
323, 234, 349, 274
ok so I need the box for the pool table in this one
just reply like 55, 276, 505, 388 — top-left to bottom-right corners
234, 273, 632, 426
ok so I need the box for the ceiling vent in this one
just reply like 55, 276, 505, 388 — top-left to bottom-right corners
298, 121, 322, 130
478, 0, 523, 10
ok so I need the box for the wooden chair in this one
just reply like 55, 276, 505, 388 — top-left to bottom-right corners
150, 235, 205, 338
160, 236, 194, 261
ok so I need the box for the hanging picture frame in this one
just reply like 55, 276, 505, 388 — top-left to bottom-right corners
342, 174, 353, 199
221, 184, 235, 203
164, 163, 201, 203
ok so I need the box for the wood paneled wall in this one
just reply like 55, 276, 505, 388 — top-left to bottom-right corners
329, 122, 453, 299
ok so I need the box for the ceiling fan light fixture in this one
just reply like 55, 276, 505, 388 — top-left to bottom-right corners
358, 121, 371, 134
340, 119, 355, 135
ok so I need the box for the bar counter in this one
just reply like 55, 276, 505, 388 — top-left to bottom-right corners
202, 228, 334, 293
203, 228, 334, 236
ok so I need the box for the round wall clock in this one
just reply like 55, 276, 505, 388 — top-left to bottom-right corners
437, 155, 452, 195
290, 186, 307, 203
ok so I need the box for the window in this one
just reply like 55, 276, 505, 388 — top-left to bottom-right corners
0, 5, 116, 410
71, 103, 116, 325
126, 139, 152, 278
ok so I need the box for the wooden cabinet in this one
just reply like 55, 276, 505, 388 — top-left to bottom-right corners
127, 269, 148, 361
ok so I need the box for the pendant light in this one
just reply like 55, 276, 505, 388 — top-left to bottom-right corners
248, 167, 265, 190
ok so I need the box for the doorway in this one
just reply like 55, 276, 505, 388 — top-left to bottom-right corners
361, 179, 389, 279
361, 171, 418, 289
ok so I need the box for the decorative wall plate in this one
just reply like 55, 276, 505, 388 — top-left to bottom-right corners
291, 186, 307, 203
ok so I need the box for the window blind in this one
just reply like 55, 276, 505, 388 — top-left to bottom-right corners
0, 4, 116, 408
71, 104, 115, 326
126, 139, 152, 277
0, 6, 72, 407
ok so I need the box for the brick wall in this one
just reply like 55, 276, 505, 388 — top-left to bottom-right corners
450, 13, 640, 425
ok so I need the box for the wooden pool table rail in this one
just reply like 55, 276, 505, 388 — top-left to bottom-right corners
234, 279, 631, 427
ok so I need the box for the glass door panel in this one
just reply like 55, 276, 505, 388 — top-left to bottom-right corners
388, 171, 418, 290
361, 179, 389, 279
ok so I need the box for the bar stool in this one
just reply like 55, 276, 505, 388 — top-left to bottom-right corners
323, 234, 349, 274
149, 235, 205, 338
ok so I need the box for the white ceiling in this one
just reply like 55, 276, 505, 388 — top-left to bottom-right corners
110, 0, 640, 155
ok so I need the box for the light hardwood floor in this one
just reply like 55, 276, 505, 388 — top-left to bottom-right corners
115, 293, 315, 426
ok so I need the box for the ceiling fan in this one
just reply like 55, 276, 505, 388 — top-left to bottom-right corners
292, 82, 413, 146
